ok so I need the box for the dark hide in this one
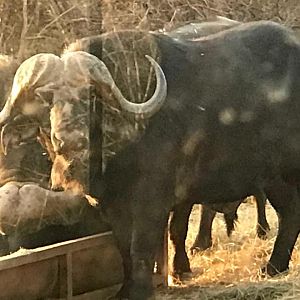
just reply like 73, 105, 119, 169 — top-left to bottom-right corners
69, 22, 300, 299
164, 18, 270, 276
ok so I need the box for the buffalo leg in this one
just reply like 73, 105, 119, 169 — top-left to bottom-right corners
190, 205, 216, 252
130, 207, 169, 300
264, 181, 300, 276
169, 202, 193, 276
113, 238, 132, 299
155, 217, 169, 276
265, 211, 299, 276
255, 192, 270, 239
103, 204, 133, 300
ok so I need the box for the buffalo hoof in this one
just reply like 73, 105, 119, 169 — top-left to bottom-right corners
173, 253, 192, 276
190, 238, 212, 254
172, 265, 192, 279
261, 263, 289, 277
171, 270, 194, 284
256, 224, 270, 240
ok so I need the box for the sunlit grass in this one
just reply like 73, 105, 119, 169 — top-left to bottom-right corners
157, 201, 300, 299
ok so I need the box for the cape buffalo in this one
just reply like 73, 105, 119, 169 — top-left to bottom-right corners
0, 51, 167, 198
0, 60, 110, 254
0, 48, 166, 257
0, 114, 110, 255
163, 18, 270, 277
1, 21, 300, 300
97, 22, 300, 299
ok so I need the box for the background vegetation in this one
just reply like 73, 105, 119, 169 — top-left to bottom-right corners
0, 0, 299, 61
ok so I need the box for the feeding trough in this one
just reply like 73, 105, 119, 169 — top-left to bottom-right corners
0, 232, 124, 300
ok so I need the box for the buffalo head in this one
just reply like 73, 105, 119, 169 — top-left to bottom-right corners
0, 50, 167, 196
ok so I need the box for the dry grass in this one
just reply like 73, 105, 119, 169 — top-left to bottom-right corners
1, 0, 299, 60
102, 0, 300, 32
0, 0, 102, 59
156, 202, 300, 299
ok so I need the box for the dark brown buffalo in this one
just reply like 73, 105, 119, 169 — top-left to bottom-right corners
0, 57, 111, 254
0, 44, 166, 256
0, 114, 111, 255
89, 22, 300, 299
162, 18, 270, 277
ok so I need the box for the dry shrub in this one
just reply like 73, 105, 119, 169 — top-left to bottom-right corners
102, 0, 300, 32
0, 0, 102, 60
1, 0, 299, 60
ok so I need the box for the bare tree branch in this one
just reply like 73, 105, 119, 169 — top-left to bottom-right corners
17, 0, 28, 60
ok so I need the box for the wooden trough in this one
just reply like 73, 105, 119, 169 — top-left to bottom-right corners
0, 229, 169, 300
0, 232, 124, 300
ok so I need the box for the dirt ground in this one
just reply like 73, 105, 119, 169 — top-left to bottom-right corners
155, 201, 300, 299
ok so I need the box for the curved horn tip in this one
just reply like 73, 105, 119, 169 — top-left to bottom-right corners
145, 54, 156, 64
215, 16, 241, 25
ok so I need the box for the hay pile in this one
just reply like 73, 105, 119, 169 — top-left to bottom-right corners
155, 203, 300, 299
